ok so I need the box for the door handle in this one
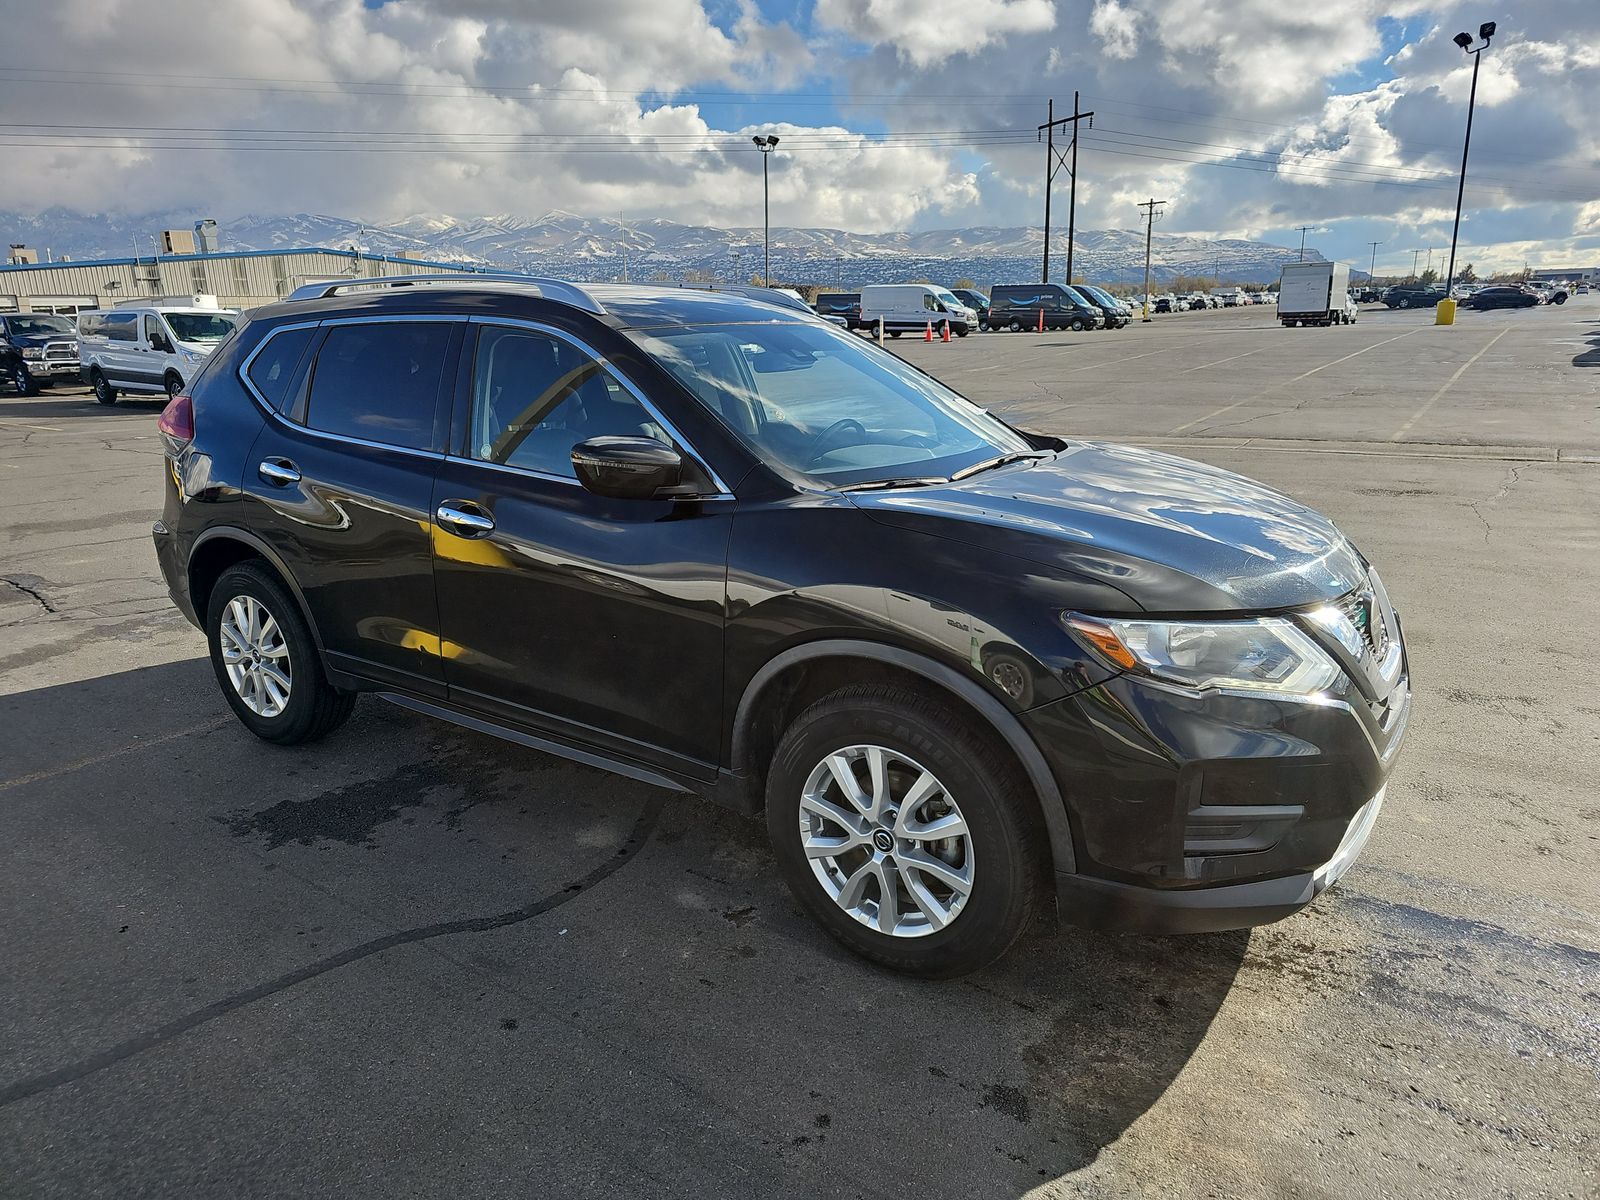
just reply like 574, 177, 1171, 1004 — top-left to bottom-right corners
436, 501, 495, 537
258, 458, 301, 486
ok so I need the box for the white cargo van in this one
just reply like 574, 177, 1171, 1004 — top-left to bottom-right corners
1277, 262, 1352, 327
77, 301, 240, 405
859, 284, 975, 337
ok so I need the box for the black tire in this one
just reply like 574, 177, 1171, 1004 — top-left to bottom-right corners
91, 369, 118, 406
205, 561, 356, 745
1553, 293, 1567, 305
1070, 318, 1085, 332
765, 684, 1046, 978
888, 330, 901, 339
10, 363, 36, 396
1398, 296, 1411, 309
164, 371, 184, 398
955, 327, 968, 338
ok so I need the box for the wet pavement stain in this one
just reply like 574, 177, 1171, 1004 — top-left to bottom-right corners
224, 757, 468, 849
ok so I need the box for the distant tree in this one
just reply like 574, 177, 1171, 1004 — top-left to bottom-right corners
650, 271, 673, 282
954, 278, 977, 290
1419, 268, 1438, 286
1458, 262, 1477, 283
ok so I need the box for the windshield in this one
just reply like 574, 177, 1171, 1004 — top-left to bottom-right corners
9, 315, 74, 336
165, 312, 238, 343
934, 289, 964, 310
626, 319, 1032, 488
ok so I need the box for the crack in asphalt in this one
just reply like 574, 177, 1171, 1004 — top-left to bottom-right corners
1, 575, 57, 614
0, 794, 666, 1108
1466, 463, 1531, 544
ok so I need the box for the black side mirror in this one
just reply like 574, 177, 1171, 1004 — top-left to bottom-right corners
571, 436, 694, 500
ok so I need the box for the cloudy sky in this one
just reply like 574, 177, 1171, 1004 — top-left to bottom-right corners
2, 0, 1596, 272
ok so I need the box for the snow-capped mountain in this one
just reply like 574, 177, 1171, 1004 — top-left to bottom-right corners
2, 208, 1328, 286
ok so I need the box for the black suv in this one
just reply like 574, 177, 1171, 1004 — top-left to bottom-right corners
153, 276, 1410, 977
1, 312, 80, 395
988, 283, 1104, 332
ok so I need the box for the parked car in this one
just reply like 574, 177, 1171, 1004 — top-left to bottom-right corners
1152, 296, 1175, 314
78, 302, 240, 404
1382, 285, 1444, 310
988, 283, 1104, 332
1, 312, 79, 395
813, 292, 862, 329
152, 274, 1410, 977
1460, 285, 1538, 310
950, 288, 992, 330
1068, 284, 1129, 329
860, 284, 975, 338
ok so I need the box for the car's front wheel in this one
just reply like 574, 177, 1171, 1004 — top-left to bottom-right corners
206, 562, 355, 745
765, 684, 1045, 978
90, 369, 118, 406
9, 363, 35, 396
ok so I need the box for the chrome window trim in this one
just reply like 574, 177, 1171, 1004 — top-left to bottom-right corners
463, 316, 737, 500
237, 315, 469, 455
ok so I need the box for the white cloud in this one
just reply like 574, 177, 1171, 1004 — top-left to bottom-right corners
813, 0, 1056, 68
1089, 1, 1140, 60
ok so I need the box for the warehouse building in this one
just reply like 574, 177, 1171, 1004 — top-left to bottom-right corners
0, 246, 503, 315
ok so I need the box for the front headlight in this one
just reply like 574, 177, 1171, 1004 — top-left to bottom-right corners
179, 348, 202, 363
1064, 614, 1342, 696
21, 347, 44, 359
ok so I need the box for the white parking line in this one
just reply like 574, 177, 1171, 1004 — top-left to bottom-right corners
1167, 330, 1422, 435
1389, 327, 1510, 442
1179, 347, 1267, 374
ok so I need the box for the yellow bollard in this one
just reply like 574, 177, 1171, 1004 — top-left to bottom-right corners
1435, 298, 1457, 326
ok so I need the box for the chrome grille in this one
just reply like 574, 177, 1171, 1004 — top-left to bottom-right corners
43, 340, 78, 362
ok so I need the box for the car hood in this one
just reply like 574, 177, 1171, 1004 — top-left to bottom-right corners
10, 332, 76, 348
850, 442, 1367, 613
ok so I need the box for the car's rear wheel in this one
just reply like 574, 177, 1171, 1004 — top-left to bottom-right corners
765, 684, 1045, 978
90, 369, 117, 406
206, 562, 355, 745
1398, 296, 1412, 308
1007, 319, 1022, 332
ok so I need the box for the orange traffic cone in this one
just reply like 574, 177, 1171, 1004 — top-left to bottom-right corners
1036, 307, 1045, 333
941, 321, 952, 343
924, 321, 933, 342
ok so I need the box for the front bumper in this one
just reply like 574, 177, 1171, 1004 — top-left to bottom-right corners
1028, 658, 1409, 933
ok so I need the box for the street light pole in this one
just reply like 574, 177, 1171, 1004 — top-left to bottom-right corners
1297, 225, 1313, 261
1444, 22, 1495, 299
752, 134, 780, 285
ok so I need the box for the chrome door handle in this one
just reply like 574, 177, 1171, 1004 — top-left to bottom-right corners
257, 458, 300, 486
436, 501, 495, 537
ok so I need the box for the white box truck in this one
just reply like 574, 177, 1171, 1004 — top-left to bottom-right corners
1278, 261, 1351, 327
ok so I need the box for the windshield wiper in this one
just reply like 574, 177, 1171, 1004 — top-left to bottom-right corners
949, 450, 1053, 481
835, 475, 949, 493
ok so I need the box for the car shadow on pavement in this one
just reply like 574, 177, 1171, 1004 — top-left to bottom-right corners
1571, 322, 1600, 367
0, 394, 165, 418
0, 659, 1247, 1197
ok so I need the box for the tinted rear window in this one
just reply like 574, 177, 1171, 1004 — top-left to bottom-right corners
305, 322, 451, 450
245, 326, 316, 412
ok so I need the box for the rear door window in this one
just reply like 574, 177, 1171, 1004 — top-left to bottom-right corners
304, 322, 451, 451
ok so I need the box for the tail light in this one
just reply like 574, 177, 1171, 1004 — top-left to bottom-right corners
157, 392, 193, 448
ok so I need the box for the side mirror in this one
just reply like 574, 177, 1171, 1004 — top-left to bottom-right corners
571, 436, 693, 500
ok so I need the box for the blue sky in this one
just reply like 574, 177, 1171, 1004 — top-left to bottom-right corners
5, 1, 1597, 273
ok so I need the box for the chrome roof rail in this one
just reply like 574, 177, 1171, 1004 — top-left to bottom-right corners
282, 273, 605, 314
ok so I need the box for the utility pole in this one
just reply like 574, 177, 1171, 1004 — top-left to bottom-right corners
1367, 240, 1383, 283
619, 211, 629, 283
1425, 246, 1435, 278
1296, 226, 1314, 261
1038, 93, 1094, 284
1411, 248, 1422, 281
1138, 198, 1166, 321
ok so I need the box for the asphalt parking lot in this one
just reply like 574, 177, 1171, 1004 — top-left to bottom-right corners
2, 300, 1597, 1199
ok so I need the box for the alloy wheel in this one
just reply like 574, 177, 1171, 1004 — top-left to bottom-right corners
798, 744, 974, 938
219, 594, 292, 717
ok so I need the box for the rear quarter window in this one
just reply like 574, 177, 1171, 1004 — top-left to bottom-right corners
244, 326, 316, 412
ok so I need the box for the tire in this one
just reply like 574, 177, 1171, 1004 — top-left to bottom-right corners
888, 330, 901, 339
205, 562, 356, 746
9, 363, 36, 396
955, 327, 969, 338
1554, 293, 1567, 305
1008, 319, 1022, 332
1398, 297, 1411, 309
164, 371, 184, 398
1071, 318, 1085, 332
91, 369, 118, 406
764, 684, 1046, 978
